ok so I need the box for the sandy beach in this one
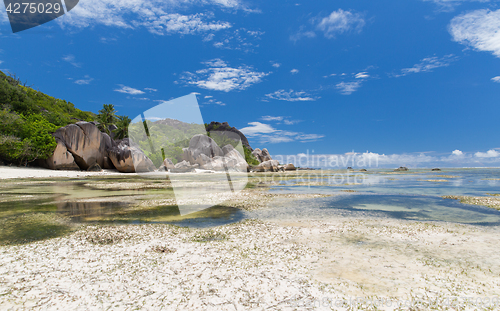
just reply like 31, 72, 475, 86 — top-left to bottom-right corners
1, 167, 500, 310
0, 166, 128, 180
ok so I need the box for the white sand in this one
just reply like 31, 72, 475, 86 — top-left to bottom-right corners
0, 167, 130, 180
1, 219, 499, 310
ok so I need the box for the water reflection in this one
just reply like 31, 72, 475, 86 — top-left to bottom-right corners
249, 194, 500, 226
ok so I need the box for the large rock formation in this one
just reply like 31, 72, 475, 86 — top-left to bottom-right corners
205, 121, 253, 152
253, 160, 280, 172
44, 139, 80, 170
44, 122, 155, 173
182, 135, 248, 172
51, 122, 113, 170
108, 139, 156, 173
251, 148, 273, 163
182, 134, 224, 166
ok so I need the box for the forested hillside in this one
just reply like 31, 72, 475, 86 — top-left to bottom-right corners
0, 71, 94, 165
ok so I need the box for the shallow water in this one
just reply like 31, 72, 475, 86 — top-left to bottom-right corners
0, 177, 244, 244
274, 168, 500, 196
261, 168, 500, 226
1, 168, 499, 244
249, 193, 500, 226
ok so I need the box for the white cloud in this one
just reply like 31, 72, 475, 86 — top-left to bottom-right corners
355, 72, 369, 79
290, 27, 317, 42
240, 122, 277, 136
74, 75, 93, 85
179, 59, 268, 92
449, 9, 500, 57
265, 89, 318, 102
276, 149, 500, 168
491, 76, 500, 82
203, 98, 226, 106
56, 0, 243, 36
424, 0, 491, 11
240, 122, 323, 144
397, 54, 457, 77
290, 69, 299, 74
452, 149, 464, 156
114, 84, 146, 95
144, 87, 158, 92
475, 149, 500, 158
271, 62, 281, 68
335, 81, 362, 95
261, 116, 284, 121
212, 28, 263, 52
62, 55, 81, 68
316, 9, 365, 39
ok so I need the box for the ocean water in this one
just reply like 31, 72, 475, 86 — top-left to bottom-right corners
253, 168, 500, 225
1, 168, 499, 244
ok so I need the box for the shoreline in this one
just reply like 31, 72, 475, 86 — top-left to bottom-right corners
0, 166, 130, 180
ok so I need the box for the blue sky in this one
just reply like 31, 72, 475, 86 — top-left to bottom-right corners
1, 0, 500, 167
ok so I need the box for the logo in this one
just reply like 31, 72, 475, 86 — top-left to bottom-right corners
3, 0, 79, 33
128, 94, 248, 216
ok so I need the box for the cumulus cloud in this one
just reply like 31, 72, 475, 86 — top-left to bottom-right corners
449, 9, 500, 57
396, 54, 458, 77
355, 72, 369, 79
179, 59, 268, 92
62, 55, 81, 68
491, 76, 500, 82
291, 9, 365, 42
475, 149, 500, 158
274, 149, 500, 169
114, 85, 145, 95
261, 116, 301, 125
240, 122, 324, 144
335, 81, 362, 95
265, 89, 318, 101
271, 62, 281, 68
74, 75, 93, 85
316, 9, 365, 39
55, 0, 247, 35
424, 0, 492, 11
290, 69, 299, 74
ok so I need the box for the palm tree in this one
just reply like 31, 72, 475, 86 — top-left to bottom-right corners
113, 115, 131, 140
96, 104, 117, 134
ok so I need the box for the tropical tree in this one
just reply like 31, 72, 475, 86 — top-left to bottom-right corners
113, 115, 131, 140
96, 104, 117, 134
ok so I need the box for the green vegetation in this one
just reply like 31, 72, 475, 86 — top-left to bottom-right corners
0, 71, 94, 165
128, 119, 205, 167
243, 145, 260, 166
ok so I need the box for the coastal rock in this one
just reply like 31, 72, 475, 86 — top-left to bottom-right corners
108, 139, 156, 173
432, 168, 441, 171
158, 158, 175, 172
360, 169, 368, 172
205, 121, 253, 152
284, 163, 297, 171
394, 166, 409, 171
171, 160, 199, 173
253, 160, 280, 172
87, 163, 102, 172
221, 144, 249, 172
52, 122, 112, 170
43, 139, 80, 170
163, 158, 175, 170
251, 148, 273, 163
182, 135, 224, 166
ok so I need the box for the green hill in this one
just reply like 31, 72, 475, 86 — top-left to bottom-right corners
0, 71, 94, 165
